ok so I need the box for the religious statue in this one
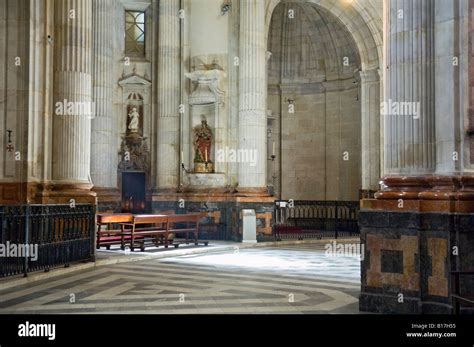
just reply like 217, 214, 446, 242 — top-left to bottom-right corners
128, 107, 140, 133
193, 119, 214, 173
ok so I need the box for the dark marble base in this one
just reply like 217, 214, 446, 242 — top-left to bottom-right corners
359, 210, 474, 314
359, 293, 421, 314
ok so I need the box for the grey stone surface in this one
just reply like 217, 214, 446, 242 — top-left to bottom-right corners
0, 244, 360, 314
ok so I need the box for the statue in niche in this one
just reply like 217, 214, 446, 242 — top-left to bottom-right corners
193, 119, 214, 173
128, 107, 140, 133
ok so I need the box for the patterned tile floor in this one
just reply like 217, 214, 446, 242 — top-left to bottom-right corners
0, 243, 361, 314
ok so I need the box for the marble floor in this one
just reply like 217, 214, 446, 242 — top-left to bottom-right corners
0, 243, 361, 314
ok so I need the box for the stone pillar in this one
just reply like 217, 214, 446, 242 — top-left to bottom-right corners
51, 0, 95, 202
360, 0, 474, 314
383, 0, 435, 176
91, 0, 118, 203
238, 0, 267, 191
360, 69, 381, 195
155, 0, 180, 191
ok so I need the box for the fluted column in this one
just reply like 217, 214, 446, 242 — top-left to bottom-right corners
91, 0, 116, 193
52, 0, 93, 189
155, 0, 180, 191
238, 0, 267, 190
384, 0, 436, 175
360, 69, 381, 192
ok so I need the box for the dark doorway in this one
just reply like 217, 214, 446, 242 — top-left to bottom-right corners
121, 172, 146, 213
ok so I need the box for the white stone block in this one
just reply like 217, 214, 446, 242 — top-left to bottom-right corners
242, 209, 257, 244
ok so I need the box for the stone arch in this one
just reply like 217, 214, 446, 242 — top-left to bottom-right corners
265, 0, 382, 194
265, 0, 382, 71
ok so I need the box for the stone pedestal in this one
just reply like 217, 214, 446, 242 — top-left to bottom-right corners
360, 176, 474, 314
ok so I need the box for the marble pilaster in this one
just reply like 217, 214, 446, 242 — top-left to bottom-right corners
360, 69, 381, 193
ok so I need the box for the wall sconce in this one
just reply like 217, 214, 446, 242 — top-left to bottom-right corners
221, 0, 231, 15
287, 98, 295, 105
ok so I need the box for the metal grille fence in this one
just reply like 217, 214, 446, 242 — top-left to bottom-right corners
274, 200, 359, 240
0, 204, 95, 277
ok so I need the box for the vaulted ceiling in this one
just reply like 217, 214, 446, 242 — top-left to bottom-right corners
268, 2, 361, 84
265, 0, 383, 70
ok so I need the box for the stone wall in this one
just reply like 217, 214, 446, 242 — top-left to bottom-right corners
0, 0, 31, 203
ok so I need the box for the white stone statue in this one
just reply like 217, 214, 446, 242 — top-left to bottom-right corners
128, 107, 140, 132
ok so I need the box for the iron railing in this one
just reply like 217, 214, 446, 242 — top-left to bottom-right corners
0, 204, 95, 278
274, 200, 359, 240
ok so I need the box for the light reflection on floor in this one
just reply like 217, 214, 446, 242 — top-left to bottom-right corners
164, 244, 361, 281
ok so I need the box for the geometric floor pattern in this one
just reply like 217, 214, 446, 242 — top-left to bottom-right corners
0, 243, 360, 314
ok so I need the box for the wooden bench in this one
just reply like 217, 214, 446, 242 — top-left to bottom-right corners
121, 214, 169, 252
167, 213, 208, 247
451, 270, 474, 314
97, 212, 211, 252
96, 213, 133, 250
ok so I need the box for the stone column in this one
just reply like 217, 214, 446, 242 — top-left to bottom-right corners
51, 0, 95, 202
155, 0, 180, 191
91, 0, 118, 202
238, 0, 267, 191
383, 0, 436, 176
360, 0, 474, 315
360, 69, 381, 194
